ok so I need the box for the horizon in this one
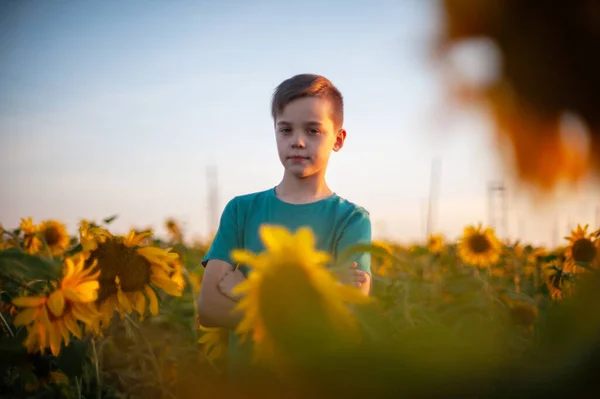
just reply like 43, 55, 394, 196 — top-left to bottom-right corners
2, 0, 599, 248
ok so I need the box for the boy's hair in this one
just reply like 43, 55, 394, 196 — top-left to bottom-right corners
271, 74, 344, 130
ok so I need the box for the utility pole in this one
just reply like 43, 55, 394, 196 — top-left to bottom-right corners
206, 165, 219, 238
426, 157, 441, 238
487, 181, 508, 241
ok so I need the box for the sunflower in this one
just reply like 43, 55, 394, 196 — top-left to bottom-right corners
165, 218, 182, 243
457, 223, 502, 268
11, 254, 102, 355
563, 224, 599, 274
543, 264, 574, 300
81, 227, 183, 328
0, 223, 15, 250
198, 325, 228, 362
20, 217, 42, 255
38, 220, 70, 256
427, 233, 445, 254
230, 224, 373, 366
370, 240, 394, 277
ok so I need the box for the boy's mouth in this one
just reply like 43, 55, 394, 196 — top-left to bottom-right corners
287, 156, 310, 160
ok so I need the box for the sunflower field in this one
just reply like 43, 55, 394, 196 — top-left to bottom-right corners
1, 216, 599, 398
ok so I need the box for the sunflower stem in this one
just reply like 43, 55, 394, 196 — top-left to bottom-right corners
0, 312, 14, 337
75, 376, 82, 399
123, 313, 167, 399
91, 337, 101, 399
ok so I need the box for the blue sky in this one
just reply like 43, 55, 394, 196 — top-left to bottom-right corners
1, 0, 598, 247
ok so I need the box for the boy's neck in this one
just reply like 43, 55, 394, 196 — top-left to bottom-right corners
275, 172, 334, 204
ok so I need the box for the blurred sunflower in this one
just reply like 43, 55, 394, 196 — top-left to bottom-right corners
165, 218, 182, 243
198, 325, 228, 362
11, 254, 101, 355
0, 223, 15, 250
508, 300, 539, 332
563, 224, 599, 273
230, 225, 372, 365
457, 223, 502, 268
543, 265, 574, 300
439, 0, 600, 190
81, 226, 183, 328
370, 241, 394, 277
38, 220, 70, 256
427, 233, 445, 254
20, 217, 42, 254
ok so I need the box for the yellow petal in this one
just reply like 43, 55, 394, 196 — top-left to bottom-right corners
24, 325, 39, 353
134, 291, 146, 319
58, 319, 71, 345
62, 287, 83, 302
75, 281, 100, 302
48, 322, 62, 356
12, 296, 47, 308
117, 289, 132, 313
39, 306, 52, 331
230, 250, 259, 267
47, 290, 65, 317
296, 227, 316, 250
71, 303, 96, 326
198, 333, 216, 344
150, 273, 182, 297
259, 225, 292, 252
145, 285, 159, 316
63, 257, 75, 280
13, 308, 37, 326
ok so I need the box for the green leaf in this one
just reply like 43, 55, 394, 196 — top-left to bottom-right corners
0, 248, 61, 283
64, 243, 83, 257
103, 214, 119, 224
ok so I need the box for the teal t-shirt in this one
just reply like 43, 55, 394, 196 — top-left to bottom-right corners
201, 187, 371, 378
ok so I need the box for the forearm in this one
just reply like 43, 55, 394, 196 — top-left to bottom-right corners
197, 290, 242, 328
197, 260, 244, 328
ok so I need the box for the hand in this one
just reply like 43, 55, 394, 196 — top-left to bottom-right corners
218, 268, 246, 302
348, 261, 368, 288
337, 261, 368, 288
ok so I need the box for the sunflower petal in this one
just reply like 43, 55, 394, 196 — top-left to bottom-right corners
48, 322, 62, 356
134, 291, 146, 319
145, 285, 159, 315
259, 225, 291, 252
117, 289, 132, 313
47, 290, 65, 317
58, 319, 71, 345
12, 296, 47, 308
13, 308, 37, 326
75, 281, 100, 302
71, 303, 97, 326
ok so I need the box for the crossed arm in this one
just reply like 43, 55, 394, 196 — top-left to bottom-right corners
197, 259, 371, 329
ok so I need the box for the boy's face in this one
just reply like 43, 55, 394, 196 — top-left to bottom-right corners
274, 96, 346, 179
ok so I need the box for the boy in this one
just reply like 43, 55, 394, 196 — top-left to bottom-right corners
197, 73, 371, 377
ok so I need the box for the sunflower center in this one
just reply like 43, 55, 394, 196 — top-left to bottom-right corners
571, 238, 596, 263
86, 238, 151, 301
44, 227, 62, 246
119, 251, 152, 292
467, 234, 492, 253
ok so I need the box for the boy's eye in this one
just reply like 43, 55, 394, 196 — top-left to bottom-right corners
279, 128, 291, 133
308, 128, 320, 135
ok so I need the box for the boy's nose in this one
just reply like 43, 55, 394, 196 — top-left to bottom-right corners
291, 134, 305, 148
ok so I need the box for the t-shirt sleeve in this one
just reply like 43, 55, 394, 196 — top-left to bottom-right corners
201, 198, 239, 267
335, 209, 372, 276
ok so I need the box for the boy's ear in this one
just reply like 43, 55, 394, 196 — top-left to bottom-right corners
333, 129, 347, 152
